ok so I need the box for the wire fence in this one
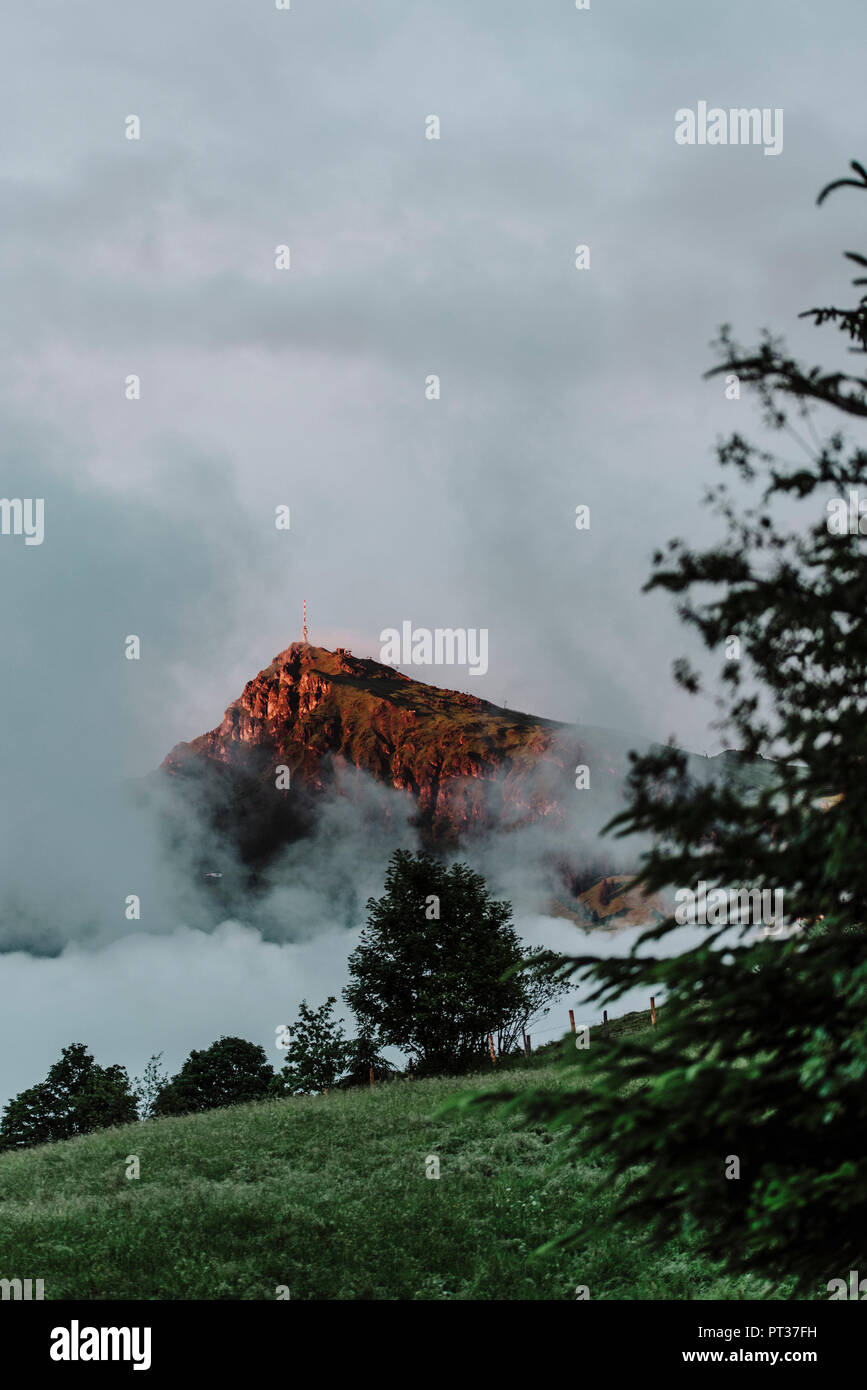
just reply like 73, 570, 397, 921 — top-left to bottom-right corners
503, 998, 661, 1056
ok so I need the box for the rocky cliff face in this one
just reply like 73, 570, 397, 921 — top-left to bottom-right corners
161, 643, 588, 847
156, 641, 779, 909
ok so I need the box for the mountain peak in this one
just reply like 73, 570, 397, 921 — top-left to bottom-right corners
266, 641, 412, 686
154, 641, 779, 877
160, 640, 568, 848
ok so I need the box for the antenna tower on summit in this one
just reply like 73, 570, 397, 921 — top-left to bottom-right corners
302, 600, 308, 644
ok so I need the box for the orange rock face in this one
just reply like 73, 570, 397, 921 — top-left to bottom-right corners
161, 642, 592, 846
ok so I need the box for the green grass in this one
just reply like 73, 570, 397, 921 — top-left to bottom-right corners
0, 1052, 789, 1301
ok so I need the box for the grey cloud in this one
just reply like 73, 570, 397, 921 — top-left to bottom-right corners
1, 0, 864, 1108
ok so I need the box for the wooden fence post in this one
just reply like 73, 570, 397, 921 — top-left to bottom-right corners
569, 1009, 576, 1033
650, 996, 657, 1027
522, 1028, 531, 1058
603, 1009, 609, 1040
488, 1033, 497, 1065
369, 1066, 375, 1087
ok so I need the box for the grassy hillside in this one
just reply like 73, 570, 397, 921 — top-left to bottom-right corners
0, 1050, 796, 1301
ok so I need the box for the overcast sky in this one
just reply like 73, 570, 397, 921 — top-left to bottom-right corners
1, 0, 865, 1107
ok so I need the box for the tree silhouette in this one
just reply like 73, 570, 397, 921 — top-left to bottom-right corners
0, 1044, 138, 1150
345, 850, 564, 1075
152, 1036, 274, 1116
275, 998, 352, 1095
457, 161, 867, 1294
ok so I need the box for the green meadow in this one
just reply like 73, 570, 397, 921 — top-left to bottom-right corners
0, 1037, 797, 1301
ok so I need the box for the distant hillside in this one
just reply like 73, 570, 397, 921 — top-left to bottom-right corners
550, 874, 669, 930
